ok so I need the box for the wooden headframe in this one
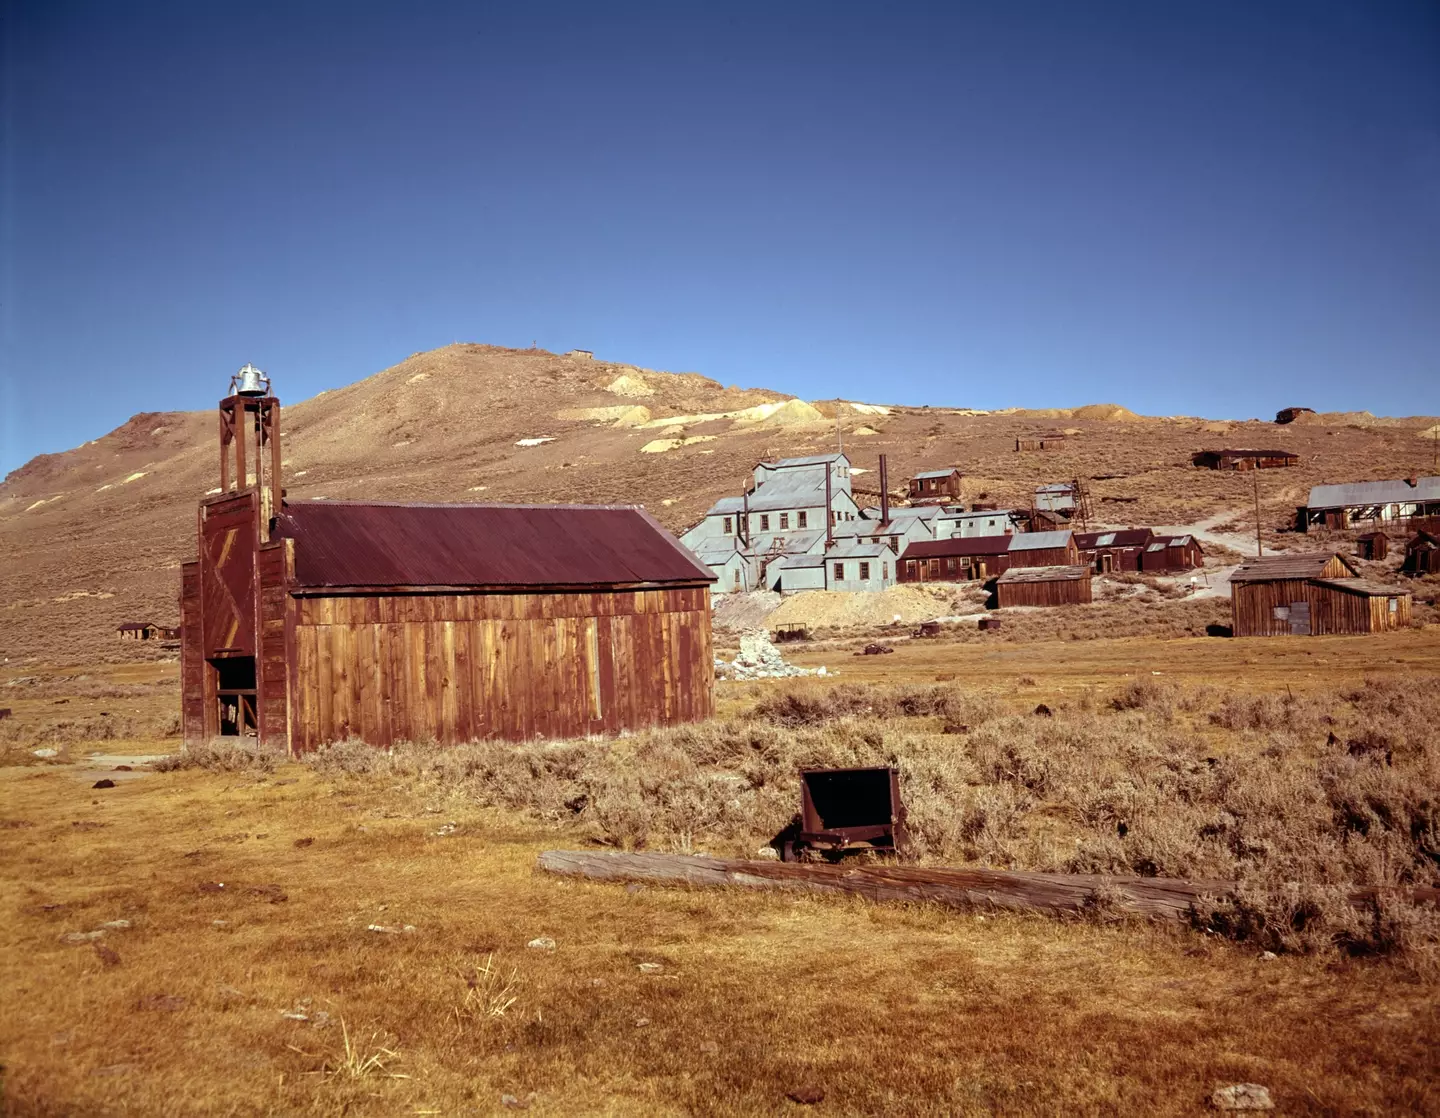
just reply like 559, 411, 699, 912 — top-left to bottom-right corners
218, 394, 283, 541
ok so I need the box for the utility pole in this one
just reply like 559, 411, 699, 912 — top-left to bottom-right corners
1252, 467, 1263, 558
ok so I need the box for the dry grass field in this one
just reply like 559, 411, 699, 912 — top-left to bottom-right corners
3, 629, 1439, 1116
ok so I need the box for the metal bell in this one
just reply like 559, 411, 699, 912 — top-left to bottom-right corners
233, 363, 270, 397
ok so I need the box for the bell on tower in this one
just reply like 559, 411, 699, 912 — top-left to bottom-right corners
217, 364, 283, 540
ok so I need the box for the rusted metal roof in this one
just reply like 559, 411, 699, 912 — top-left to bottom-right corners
275, 501, 716, 589
997, 565, 1090, 583
1307, 476, 1440, 509
1229, 552, 1358, 583
902, 535, 1012, 559
1075, 529, 1152, 550
1309, 578, 1410, 597
1010, 530, 1073, 551
1201, 449, 1299, 458
912, 469, 959, 480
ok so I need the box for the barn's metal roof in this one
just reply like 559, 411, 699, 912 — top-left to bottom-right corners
938, 508, 1016, 521
1307, 476, 1440, 509
902, 535, 1012, 559
997, 565, 1091, 583
757, 453, 849, 470
912, 469, 959, 480
275, 501, 716, 589
1075, 529, 1152, 550
1229, 552, 1358, 583
1009, 530, 1073, 551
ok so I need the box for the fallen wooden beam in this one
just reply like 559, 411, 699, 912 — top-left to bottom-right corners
535, 851, 1233, 922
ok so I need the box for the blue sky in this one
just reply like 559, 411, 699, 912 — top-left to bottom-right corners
3, 1, 1438, 477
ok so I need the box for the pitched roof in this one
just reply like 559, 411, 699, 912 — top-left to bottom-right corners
757, 453, 849, 471
1009, 530, 1073, 551
1309, 578, 1411, 598
274, 501, 715, 589
937, 508, 1015, 522
746, 529, 827, 556
998, 565, 1091, 583
1229, 552, 1359, 583
117, 621, 155, 630
1307, 476, 1440, 509
912, 469, 960, 480
778, 541, 894, 568
1075, 529, 1153, 550
902, 535, 1012, 559
1199, 449, 1299, 458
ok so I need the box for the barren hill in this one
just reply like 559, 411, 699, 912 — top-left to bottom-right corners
3, 343, 1435, 663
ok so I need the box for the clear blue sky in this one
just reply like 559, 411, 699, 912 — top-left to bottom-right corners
3, 0, 1438, 477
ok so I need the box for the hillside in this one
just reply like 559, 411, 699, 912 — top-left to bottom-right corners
3, 343, 1436, 663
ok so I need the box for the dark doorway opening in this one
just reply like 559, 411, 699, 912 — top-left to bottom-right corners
212, 656, 257, 736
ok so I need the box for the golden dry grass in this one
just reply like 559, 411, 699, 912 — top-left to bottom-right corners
3, 758, 1439, 1117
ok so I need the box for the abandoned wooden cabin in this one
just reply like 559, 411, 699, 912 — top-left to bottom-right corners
1074, 528, 1152, 573
907, 468, 962, 502
118, 621, 163, 641
995, 565, 1092, 608
1403, 530, 1439, 576
1191, 449, 1299, 471
1015, 432, 1066, 452
1355, 532, 1389, 561
1300, 476, 1440, 532
1139, 534, 1205, 573
1006, 529, 1079, 569
180, 374, 716, 754
899, 536, 1011, 583
1229, 553, 1410, 636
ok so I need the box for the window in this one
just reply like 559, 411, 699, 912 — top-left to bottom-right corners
779, 512, 790, 530
831, 510, 838, 525
859, 562, 871, 580
722, 516, 732, 535
882, 563, 889, 580
760, 514, 770, 531
1389, 597, 1398, 613
833, 563, 845, 581
733, 569, 741, 589
798, 511, 808, 528
929, 559, 941, 578
946, 558, 957, 573
906, 560, 917, 575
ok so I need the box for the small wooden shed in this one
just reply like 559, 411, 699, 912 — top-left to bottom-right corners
1229, 552, 1409, 636
907, 469, 962, 501
1007, 530, 1079, 569
1140, 535, 1205, 573
1403, 530, 1439, 576
118, 621, 162, 641
1075, 528, 1153, 573
1015, 433, 1066, 452
995, 565, 1092, 608
1192, 449, 1298, 471
1355, 532, 1389, 561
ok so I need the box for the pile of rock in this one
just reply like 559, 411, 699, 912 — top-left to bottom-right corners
714, 629, 827, 681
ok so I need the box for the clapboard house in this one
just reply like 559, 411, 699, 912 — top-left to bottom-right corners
1075, 529, 1153, 573
1403, 531, 1439, 576
180, 370, 716, 754
907, 468, 962, 502
1139, 534, 1205, 572
1229, 553, 1410, 636
898, 535, 1012, 583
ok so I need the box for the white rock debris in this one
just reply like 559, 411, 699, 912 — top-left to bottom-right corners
714, 629, 827, 681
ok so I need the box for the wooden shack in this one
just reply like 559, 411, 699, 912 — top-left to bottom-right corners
1075, 528, 1153, 573
1355, 532, 1389, 561
1192, 449, 1298, 471
1139, 534, 1205, 573
1015, 432, 1066, 452
180, 384, 716, 754
1403, 530, 1439, 576
1229, 552, 1409, 636
899, 536, 1011, 582
907, 468, 962, 502
995, 565, 1092, 608
1007, 530, 1079, 569
118, 621, 162, 641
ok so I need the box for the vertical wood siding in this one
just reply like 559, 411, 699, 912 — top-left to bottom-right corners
289, 587, 713, 750
995, 576, 1092, 608
179, 561, 206, 746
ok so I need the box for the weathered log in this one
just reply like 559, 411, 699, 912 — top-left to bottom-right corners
535, 851, 1234, 922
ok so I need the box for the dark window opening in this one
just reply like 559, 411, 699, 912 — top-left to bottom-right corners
212, 656, 257, 737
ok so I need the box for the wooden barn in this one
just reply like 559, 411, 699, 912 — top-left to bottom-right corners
1355, 532, 1389, 561
1015, 432, 1066, 452
907, 468, 962, 502
1403, 530, 1439, 576
1139, 534, 1205, 573
899, 536, 1011, 583
1007, 530, 1079, 569
1191, 449, 1298, 471
1229, 553, 1410, 636
180, 376, 716, 754
1075, 528, 1153, 573
995, 565, 1092, 608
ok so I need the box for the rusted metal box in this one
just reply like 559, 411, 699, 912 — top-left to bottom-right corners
783, 767, 907, 860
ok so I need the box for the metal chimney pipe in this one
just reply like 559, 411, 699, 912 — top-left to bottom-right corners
825, 462, 834, 551
879, 454, 890, 525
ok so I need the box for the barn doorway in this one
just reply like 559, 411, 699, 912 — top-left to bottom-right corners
1098, 553, 1113, 573
1287, 603, 1311, 636
212, 656, 257, 736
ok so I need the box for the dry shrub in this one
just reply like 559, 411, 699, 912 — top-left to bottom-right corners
154, 737, 278, 773
296, 675, 1440, 960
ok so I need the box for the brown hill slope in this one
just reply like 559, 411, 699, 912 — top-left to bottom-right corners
2, 343, 1435, 663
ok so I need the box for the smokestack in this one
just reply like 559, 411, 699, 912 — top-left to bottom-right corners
879, 454, 890, 525
742, 490, 750, 547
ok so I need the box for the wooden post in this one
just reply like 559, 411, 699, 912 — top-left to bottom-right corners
1253, 468, 1263, 558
